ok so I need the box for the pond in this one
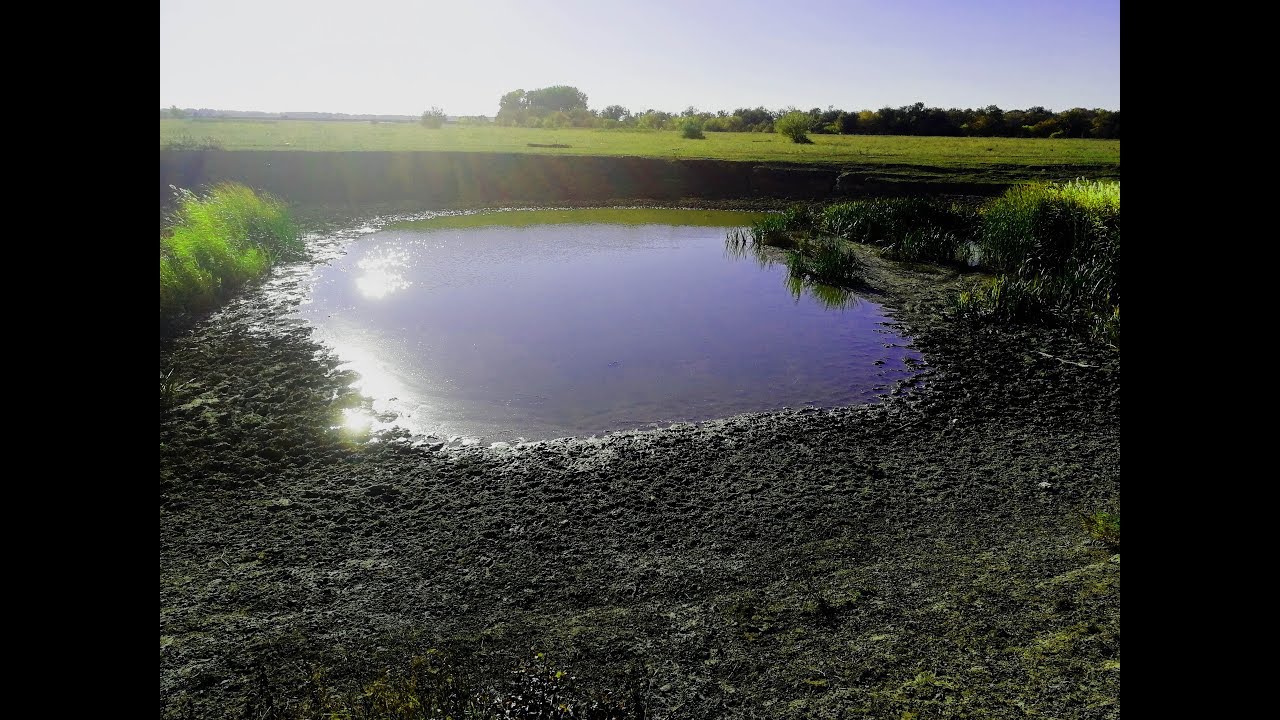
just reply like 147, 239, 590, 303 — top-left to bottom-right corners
297, 209, 921, 444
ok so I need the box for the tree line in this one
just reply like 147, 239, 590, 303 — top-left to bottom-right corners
495, 86, 1119, 139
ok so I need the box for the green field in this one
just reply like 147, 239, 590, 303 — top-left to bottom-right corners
161, 120, 1120, 169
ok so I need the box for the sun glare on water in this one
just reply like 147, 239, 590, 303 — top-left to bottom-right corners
354, 246, 411, 299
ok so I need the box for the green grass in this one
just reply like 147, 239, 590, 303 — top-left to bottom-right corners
819, 198, 980, 263
959, 179, 1120, 341
390, 207, 769, 231
160, 119, 1120, 170
786, 237, 865, 287
733, 199, 979, 265
730, 179, 1121, 343
160, 183, 300, 323
977, 179, 1120, 275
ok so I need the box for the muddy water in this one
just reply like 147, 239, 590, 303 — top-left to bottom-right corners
298, 212, 920, 443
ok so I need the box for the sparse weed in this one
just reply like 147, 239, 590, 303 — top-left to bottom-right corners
1081, 511, 1120, 551
159, 368, 193, 411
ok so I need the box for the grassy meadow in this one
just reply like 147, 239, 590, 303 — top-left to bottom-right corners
160, 119, 1120, 169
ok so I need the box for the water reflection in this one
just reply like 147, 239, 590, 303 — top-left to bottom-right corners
729, 230, 860, 310
725, 230, 774, 268
786, 275, 859, 310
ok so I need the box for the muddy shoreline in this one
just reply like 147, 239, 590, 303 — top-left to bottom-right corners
160, 214, 1119, 718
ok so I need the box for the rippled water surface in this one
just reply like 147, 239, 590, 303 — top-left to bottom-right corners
298, 212, 920, 442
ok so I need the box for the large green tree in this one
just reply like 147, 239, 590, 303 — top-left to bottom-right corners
497, 86, 588, 125
600, 104, 630, 122
524, 85, 588, 115
497, 90, 527, 126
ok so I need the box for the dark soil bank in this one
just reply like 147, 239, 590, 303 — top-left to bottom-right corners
158, 151, 1123, 210
159, 234, 1119, 718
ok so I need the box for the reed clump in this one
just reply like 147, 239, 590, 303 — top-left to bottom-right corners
820, 198, 979, 264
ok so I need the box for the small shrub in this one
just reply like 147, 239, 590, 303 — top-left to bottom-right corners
679, 117, 705, 139
776, 111, 813, 144
421, 106, 446, 128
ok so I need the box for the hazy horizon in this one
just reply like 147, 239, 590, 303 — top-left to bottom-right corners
160, 0, 1120, 117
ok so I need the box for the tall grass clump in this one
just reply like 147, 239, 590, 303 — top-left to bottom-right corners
819, 198, 979, 263
726, 207, 866, 291
728, 206, 818, 249
160, 183, 300, 324
961, 179, 1120, 342
978, 179, 1119, 275
786, 236, 865, 287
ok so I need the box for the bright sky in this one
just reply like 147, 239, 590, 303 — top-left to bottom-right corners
159, 0, 1119, 116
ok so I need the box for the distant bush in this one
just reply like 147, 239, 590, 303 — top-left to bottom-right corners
775, 112, 813, 144
679, 117, 706, 139
421, 106, 446, 128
